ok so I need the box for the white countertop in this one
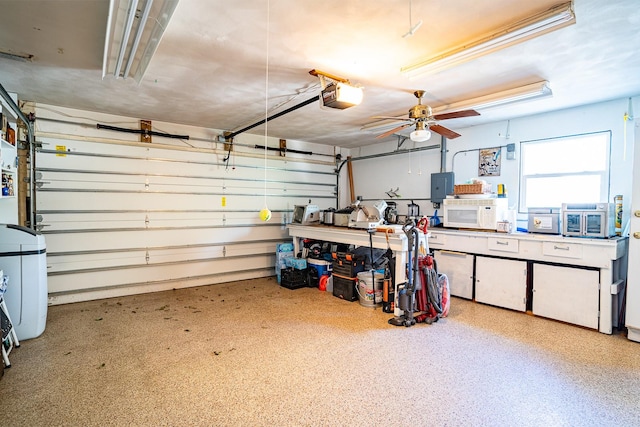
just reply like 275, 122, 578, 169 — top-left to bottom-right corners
429, 227, 626, 247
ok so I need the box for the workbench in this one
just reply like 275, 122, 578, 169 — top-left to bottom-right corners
287, 223, 426, 316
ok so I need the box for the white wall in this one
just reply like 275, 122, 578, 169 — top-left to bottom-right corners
349, 96, 638, 229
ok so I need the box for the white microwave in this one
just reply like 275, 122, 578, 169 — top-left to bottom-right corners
443, 197, 509, 230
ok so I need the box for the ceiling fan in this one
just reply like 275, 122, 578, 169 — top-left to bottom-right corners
373, 90, 480, 141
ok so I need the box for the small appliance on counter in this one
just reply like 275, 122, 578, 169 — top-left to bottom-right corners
407, 200, 420, 219
561, 202, 615, 238
321, 208, 335, 225
384, 201, 398, 224
496, 221, 512, 233
443, 196, 508, 230
333, 206, 354, 227
349, 200, 387, 229
528, 207, 561, 234
292, 204, 320, 225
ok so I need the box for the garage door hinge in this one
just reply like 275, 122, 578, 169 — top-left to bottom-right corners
145, 215, 150, 227
223, 214, 226, 226
223, 246, 226, 257
140, 120, 152, 143
145, 251, 150, 264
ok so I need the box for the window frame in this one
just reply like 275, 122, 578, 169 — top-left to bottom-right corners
518, 131, 612, 213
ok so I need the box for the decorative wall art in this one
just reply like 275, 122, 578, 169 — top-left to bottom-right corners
478, 147, 501, 176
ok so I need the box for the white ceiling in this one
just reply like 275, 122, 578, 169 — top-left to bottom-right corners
0, 0, 639, 149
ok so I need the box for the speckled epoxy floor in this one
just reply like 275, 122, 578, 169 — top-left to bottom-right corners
2, 277, 640, 426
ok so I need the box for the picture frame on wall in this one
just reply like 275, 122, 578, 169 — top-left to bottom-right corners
479, 147, 501, 176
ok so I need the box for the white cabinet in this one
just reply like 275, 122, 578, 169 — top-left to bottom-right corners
475, 256, 527, 311
532, 264, 600, 329
434, 250, 474, 299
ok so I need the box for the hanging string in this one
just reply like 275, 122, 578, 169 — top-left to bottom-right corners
264, 0, 270, 206
259, 0, 272, 222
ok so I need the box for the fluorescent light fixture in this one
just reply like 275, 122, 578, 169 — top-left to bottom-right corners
102, 0, 179, 82
401, 2, 575, 77
432, 81, 552, 114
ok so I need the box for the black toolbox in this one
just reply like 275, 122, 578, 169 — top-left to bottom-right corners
332, 275, 359, 301
331, 252, 365, 277
331, 252, 365, 301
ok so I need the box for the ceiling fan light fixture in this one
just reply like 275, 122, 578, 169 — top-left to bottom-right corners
401, 1, 575, 77
410, 128, 431, 142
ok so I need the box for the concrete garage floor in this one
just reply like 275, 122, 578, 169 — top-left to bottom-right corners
1, 277, 639, 426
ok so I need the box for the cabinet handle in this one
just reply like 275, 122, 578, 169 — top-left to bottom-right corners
553, 245, 570, 250
441, 250, 467, 257
496, 241, 509, 245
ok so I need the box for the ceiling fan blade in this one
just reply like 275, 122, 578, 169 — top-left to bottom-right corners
376, 123, 411, 139
371, 115, 412, 122
430, 124, 461, 139
432, 109, 480, 121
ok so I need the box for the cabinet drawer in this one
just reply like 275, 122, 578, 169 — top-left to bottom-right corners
542, 241, 583, 259
487, 237, 519, 253
427, 233, 447, 247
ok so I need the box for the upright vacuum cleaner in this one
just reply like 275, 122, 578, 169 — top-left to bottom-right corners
388, 221, 421, 327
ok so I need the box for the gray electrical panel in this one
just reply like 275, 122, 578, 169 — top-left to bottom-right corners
431, 172, 454, 204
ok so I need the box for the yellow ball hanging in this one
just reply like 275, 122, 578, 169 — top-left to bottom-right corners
259, 208, 272, 222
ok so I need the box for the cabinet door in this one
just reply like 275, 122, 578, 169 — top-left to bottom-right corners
532, 264, 599, 329
433, 250, 473, 299
475, 256, 527, 311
